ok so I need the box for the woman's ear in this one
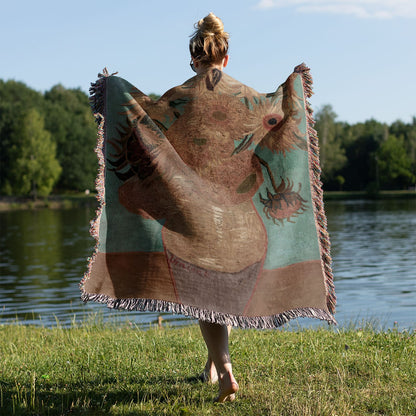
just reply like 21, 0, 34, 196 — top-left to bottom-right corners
223, 55, 229, 68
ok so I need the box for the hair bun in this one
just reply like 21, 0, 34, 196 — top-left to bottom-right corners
197, 12, 227, 38
189, 13, 229, 64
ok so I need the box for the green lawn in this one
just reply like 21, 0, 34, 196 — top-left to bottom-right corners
0, 320, 415, 415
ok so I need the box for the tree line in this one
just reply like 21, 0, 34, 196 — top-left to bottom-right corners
0, 80, 97, 197
0, 80, 415, 197
315, 105, 416, 192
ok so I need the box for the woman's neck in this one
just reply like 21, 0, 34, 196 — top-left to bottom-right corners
195, 63, 223, 75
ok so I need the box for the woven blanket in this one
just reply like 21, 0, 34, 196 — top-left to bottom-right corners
80, 64, 336, 328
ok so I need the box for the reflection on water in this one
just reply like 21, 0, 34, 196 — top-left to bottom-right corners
0, 207, 192, 328
0, 199, 415, 329
324, 198, 416, 330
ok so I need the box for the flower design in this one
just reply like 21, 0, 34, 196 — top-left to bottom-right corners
259, 178, 307, 225
165, 92, 263, 205
234, 74, 307, 156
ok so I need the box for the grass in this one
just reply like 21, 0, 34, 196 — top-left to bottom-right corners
0, 320, 415, 416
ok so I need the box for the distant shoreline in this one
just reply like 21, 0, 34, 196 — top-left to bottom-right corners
0, 190, 415, 211
0, 194, 98, 211
323, 190, 416, 201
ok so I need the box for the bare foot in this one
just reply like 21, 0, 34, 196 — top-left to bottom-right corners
199, 357, 218, 384
215, 371, 239, 403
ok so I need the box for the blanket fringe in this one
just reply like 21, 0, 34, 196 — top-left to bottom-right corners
80, 69, 112, 291
80, 291, 337, 329
295, 63, 336, 315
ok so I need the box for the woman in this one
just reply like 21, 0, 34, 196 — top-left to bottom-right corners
188, 13, 240, 402
82, 12, 336, 404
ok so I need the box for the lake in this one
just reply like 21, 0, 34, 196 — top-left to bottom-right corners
0, 198, 415, 330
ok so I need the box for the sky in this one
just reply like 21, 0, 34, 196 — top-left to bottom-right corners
1, 0, 415, 124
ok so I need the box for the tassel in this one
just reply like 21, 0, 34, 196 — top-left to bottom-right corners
294, 63, 336, 315
80, 291, 337, 329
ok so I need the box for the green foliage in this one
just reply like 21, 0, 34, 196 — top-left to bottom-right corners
314, 106, 416, 191
335, 175, 345, 191
0, 79, 44, 108
0, 80, 45, 194
148, 92, 161, 101
343, 119, 388, 191
0, 323, 415, 415
377, 135, 415, 189
44, 85, 98, 191
8, 109, 61, 197
0, 80, 97, 195
314, 105, 347, 182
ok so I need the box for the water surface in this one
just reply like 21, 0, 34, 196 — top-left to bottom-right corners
0, 199, 415, 330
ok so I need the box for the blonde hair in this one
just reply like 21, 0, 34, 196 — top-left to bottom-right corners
189, 12, 229, 65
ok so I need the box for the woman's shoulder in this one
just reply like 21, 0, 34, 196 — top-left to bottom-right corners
221, 72, 262, 98
165, 70, 263, 101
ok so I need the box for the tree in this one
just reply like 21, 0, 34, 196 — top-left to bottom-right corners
390, 118, 416, 182
340, 119, 387, 191
377, 135, 415, 189
0, 102, 18, 194
0, 80, 45, 194
9, 109, 61, 197
44, 85, 97, 191
314, 105, 347, 187
148, 93, 161, 101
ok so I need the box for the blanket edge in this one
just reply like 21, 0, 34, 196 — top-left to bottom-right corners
81, 291, 337, 328
80, 66, 337, 329
295, 63, 336, 315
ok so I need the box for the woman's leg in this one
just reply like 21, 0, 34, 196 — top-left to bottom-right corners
199, 320, 239, 402
200, 325, 232, 384
200, 354, 218, 383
